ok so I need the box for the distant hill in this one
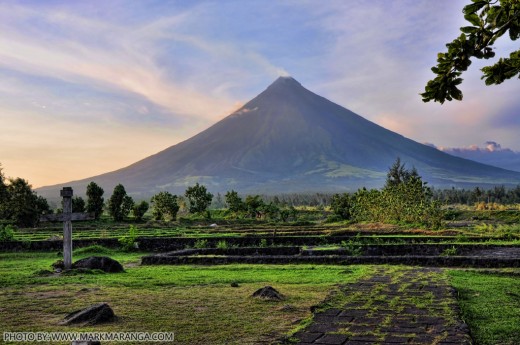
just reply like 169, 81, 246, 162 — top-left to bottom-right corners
37, 76, 520, 200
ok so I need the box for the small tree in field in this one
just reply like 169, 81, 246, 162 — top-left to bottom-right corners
108, 184, 133, 221
0, 164, 8, 219
225, 190, 245, 213
72, 196, 86, 213
132, 201, 149, 222
5, 178, 40, 227
151, 191, 179, 221
184, 183, 213, 214
245, 195, 264, 218
86, 182, 104, 219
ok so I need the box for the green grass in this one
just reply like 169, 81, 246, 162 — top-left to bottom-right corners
2, 250, 520, 344
0, 251, 372, 345
448, 269, 520, 345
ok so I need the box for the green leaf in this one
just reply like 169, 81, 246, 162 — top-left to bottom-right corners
463, 2, 487, 15
464, 13, 482, 26
509, 22, 520, 41
460, 26, 479, 34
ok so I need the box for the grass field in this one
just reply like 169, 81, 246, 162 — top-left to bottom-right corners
449, 269, 520, 345
1, 250, 520, 344
0, 251, 373, 344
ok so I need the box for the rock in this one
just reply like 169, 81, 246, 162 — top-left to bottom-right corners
230, 282, 240, 287
52, 259, 65, 270
60, 303, 116, 326
72, 256, 124, 273
252, 286, 285, 301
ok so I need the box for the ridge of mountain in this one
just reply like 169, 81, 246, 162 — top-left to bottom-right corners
36, 76, 520, 200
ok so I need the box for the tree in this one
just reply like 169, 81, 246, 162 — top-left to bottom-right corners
0, 164, 9, 219
86, 182, 104, 220
385, 157, 419, 188
151, 191, 180, 221
122, 195, 134, 219
35, 196, 51, 215
422, 0, 520, 103
184, 183, 213, 214
108, 184, 133, 221
132, 201, 149, 222
330, 193, 353, 220
245, 195, 264, 218
5, 178, 40, 227
72, 196, 86, 213
225, 190, 245, 213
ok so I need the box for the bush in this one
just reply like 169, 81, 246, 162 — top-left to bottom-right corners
346, 160, 444, 229
330, 193, 353, 220
194, 239, 209, 249
118, 225, 139, 251
0, 224, 15, 241
216, 240, 228, 249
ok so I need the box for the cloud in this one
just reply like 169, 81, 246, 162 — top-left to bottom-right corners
0, 2, 288, 122
0, 5, 232, 121
432, 142, 520, 172
2, 0, 520, 187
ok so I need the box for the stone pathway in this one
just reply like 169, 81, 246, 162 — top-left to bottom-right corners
290, 267, 472, 345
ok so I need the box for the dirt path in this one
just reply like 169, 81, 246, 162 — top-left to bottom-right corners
290, 267, 472, 345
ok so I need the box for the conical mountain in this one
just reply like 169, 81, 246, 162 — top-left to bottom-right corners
37, 76, 520, 199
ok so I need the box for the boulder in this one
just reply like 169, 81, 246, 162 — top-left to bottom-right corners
252, 286, 285, 300
72, 256, 124, 273
60, 303, 116, 326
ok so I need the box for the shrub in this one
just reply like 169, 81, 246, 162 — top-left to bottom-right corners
194, 239, 208, 249
118, 225, 139, 251
216, 240, 228, 249
330, 193, 353, 220
0, 224, 15, 242
340, 240, 363, 256
346, 160, 444, 229
440, 246, 457, 256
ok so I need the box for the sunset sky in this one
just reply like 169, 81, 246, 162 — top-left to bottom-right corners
1, 0, 519, 188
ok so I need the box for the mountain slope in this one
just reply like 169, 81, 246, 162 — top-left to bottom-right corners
37, 76, 520, 199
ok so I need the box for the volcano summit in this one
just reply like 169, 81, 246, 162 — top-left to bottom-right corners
37, 76, 520, 199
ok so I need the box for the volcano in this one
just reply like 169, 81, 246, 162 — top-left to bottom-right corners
37, 76, 520, 199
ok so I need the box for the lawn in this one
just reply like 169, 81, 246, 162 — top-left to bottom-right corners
448, 269, 520, 345
0, 251, 373, 345
1, 250, 520, 344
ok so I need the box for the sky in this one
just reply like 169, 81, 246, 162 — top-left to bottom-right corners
1, 0, 519, 188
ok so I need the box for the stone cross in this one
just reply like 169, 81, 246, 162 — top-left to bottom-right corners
39, 187, 94, 269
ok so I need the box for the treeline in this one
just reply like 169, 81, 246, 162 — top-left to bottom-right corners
66, 182, 215, 223
2, 160, 520, 228
432, 185, 520, 205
